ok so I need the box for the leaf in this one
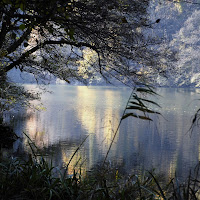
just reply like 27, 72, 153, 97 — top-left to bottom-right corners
24, 42, 28, 47
20, 3, 24, 11
11, 33, 16, 39
122, 113, 152, 121
129, 101, 145, 107
136, 87, 157, 95
137, 98, 161, 108
131, 95, 146, 107
108, 5, 114, 10
126, 106, 160, 114
0, 50, 8, 57
19, 24, 26, 30
24, 52, 29, 57
68, 29, 75, 40
122, 113, 133, 119
63, 78, 70, 83
48, 28, 54, 34
121, 17, 128, 23
126, 105, 144, 110
148, 171, 167, 200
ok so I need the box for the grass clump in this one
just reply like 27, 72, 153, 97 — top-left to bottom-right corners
81, 163, 164, 200
0, 156, 81, 200
0, 154, 200, 199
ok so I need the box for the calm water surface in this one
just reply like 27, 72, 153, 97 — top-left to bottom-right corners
4, 85, 200, 178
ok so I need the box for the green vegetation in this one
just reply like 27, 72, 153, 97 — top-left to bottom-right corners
0, 155, 80, 200
0, 0, 169, 111
0, 0, 163, 83
0, 154, 200, 200
1, 1, 200, 199
1, 85, 199, 200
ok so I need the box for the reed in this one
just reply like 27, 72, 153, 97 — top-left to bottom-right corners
104, 85, 160, 164
1, 86, 199, 199
1, 151, 200, 200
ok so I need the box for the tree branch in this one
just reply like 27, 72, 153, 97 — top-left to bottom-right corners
0, 39, 99, 76
6, 28, 32, 55
0, 17, 10, 49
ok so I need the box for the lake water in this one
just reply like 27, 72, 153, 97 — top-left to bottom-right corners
4, 85, 200, 179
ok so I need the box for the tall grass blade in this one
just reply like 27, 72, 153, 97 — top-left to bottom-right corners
65, 134, 90, 175
148, 171, 166, 200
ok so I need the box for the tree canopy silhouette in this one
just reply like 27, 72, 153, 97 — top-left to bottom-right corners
0, 0, 167, 85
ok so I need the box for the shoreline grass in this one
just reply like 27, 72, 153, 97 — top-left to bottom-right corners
0, 154, 200, 200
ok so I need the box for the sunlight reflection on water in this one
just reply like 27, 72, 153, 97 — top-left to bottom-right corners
5, 85, 200, 178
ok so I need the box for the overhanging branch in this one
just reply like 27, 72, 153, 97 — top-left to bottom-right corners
0, 39, 99, 76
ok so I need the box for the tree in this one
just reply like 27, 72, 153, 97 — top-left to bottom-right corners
170, 9, 200, 87
0, 0, 167, 86
0, 75, 40, 112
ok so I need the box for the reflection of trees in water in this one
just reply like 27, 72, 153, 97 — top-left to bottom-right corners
4, 86, 200, 180
2, 109, 32, 153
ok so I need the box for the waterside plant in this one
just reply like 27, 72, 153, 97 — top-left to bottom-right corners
1, 85, 200, 199
0, 152, 200, 200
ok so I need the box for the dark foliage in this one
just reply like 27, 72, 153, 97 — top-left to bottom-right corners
0, 124, 18, 148
0, 0, 168, 85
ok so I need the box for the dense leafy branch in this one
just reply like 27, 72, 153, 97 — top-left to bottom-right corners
1, 39, 99, 75
0, 0, 174, 118
0, 0, 169, 86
